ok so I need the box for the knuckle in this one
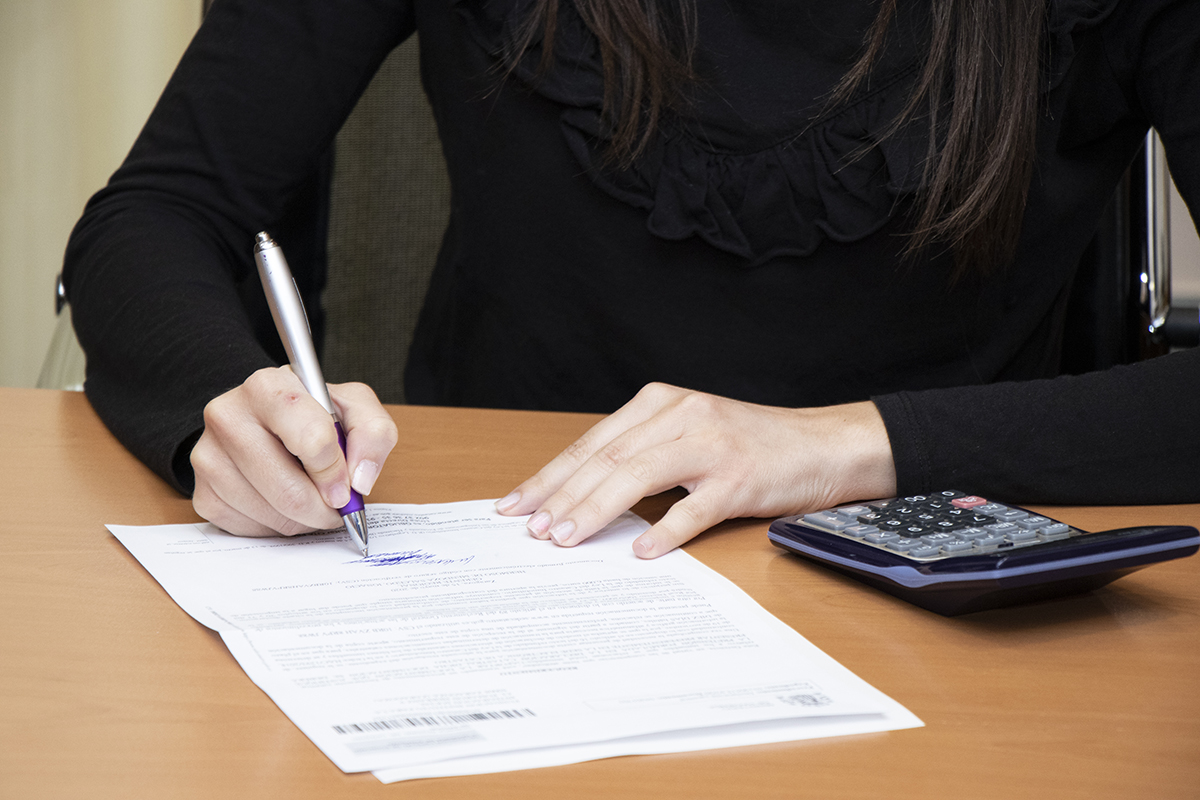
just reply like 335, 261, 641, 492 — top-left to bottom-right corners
189, 439, 217, 477
274, 476, 316, 517
594, 439, 630, 471
623, 451, 662, 486
636, 381, 675, 404
201, 396, 239, 435
561, 437, 596, 468
336, 381, 376, 400
294, 424, 340, 468
675, 390, 720, 418
362, 416, 399, 450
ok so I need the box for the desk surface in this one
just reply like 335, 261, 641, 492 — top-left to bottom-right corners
2, 387, 1198, 799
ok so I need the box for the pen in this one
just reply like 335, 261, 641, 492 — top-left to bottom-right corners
253, 231, 369, 556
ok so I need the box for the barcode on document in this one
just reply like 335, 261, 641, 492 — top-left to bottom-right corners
332, 708, 536, 735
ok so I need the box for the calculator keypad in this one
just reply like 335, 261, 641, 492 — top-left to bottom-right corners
801, 491, 1083, 561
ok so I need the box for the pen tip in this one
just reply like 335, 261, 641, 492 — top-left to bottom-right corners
343, 510, 369, 557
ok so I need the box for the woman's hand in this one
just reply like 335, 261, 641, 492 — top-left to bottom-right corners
495, 383, 897, 558
190, 366, 398, 537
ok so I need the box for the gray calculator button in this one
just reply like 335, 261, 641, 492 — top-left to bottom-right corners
843, 524, 879, 538
1005, 530, 1038, 544
1016, 515, 1052, 530
955, 527, 989, 540
920, 532, 958, 545
803, 512, 849, 531
976, 534, 1006, 548
975, 503, 1008, 516
836, 506, 872, 518
886, 538, 922, 552
1040, 522, 1071, 536
864, 532, 900, 544
1038, 528, 1071, 542
909, 545, 942, 558
940, 541, 975, 554
985, 521, 1021, 535
993, 509, 1028, 522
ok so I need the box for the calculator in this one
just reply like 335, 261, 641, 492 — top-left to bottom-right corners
768, 491, 1200, 616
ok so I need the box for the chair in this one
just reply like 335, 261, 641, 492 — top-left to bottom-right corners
1062, 131, 1200, 374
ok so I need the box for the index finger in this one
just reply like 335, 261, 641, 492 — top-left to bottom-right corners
331, 381, 399, 497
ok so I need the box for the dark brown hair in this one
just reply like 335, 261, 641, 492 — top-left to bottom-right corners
508, 0, 1047, 274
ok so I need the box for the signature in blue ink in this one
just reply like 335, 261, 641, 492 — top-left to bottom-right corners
357, 549, 474, 567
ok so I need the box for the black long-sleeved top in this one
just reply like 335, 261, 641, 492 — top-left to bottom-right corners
63, 0, 1200, 503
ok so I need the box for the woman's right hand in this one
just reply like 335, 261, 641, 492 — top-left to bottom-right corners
190, 366, 398, 537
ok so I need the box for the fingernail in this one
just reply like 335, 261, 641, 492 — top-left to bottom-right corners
527, 511, 551, 537
351, 460, 380, 496
495, 490, 521, 512
633, 536, 654, 558
329, 483, 351, 508
548, 519, 575, 545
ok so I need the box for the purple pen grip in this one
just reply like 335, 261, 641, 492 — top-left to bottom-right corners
334, 421, 365, 515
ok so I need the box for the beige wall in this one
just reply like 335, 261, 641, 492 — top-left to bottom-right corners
0, 1, 198, 388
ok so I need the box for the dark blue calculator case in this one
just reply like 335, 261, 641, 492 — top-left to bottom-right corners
769, 498, 1199, 616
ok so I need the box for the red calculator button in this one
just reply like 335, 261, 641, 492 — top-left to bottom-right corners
951, 496, 987, 509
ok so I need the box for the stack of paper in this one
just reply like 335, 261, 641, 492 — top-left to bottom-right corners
109, 500, 921, 782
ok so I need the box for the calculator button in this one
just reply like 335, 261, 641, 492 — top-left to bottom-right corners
803, 512, 849, 531
993, 509, 1028, 522
951, 495, 985, 508
985, 522, 1022, 535
955, 527, 989, 540
902, 495, 930, 503
856, 511, 886, 524
886, 538, 922, 552
879, 519, 907, 530
843, 524, 879, 538
865, 532, 901, 544
934, 490, 964, 500
920, 532, 958, 545
1005, 530, 1038, 544
924, 501, 951, 512
836, 505, 872, 519
902, 524, 933, 536
891, 506, 919, 517
940, 541, 975, 555
1037, 528, 1071, 542
1039, 522, 1071, 536
1015, 515, 1053, 530
967, 513, 995, 525
975, 534, 1006, 548
975, 503, 1008, 516
933, 519, 962, 531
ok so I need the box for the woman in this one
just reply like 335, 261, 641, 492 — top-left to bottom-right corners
63, 0, 1200, 557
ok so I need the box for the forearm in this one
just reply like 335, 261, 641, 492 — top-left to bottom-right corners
873, 347, 1200, 504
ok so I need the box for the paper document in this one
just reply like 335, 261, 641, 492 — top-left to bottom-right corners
109, 501, 921, 781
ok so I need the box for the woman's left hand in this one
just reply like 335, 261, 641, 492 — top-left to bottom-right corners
494, 382, 898, 557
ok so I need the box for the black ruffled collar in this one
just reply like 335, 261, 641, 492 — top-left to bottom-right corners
456, 0, 1123, 265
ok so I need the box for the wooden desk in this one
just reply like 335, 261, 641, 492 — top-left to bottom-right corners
2, 387, 1197, 799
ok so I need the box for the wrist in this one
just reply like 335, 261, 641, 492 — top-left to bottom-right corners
803, 400, 897, 505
